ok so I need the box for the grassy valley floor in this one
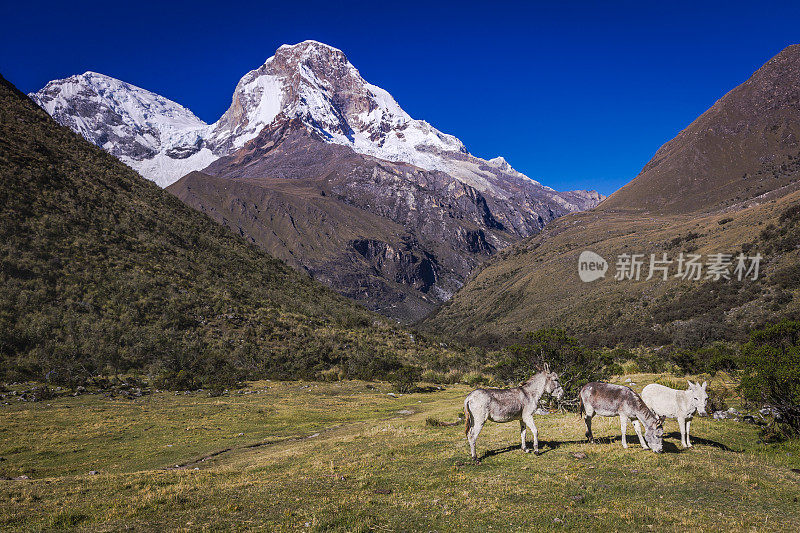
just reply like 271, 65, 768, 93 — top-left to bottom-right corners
1, 377, 799, 531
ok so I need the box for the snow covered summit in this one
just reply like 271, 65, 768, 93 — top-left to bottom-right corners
31, 72, 215, 187
30, 40, 600, 209
205, 41, 468, 169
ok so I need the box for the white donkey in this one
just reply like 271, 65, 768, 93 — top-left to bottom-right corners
640, 381, 708, 448
464, 368, 564, 460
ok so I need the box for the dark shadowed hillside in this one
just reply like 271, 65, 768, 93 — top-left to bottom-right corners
0, 74, 446, 386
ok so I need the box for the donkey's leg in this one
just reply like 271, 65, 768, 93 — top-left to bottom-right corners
584, 414, 594, 443
519, 420, 528, 452
620, 415, 629, 449
470, 418, 486, 460
632, 419, 649, 449
677, 416, 687, 448
469, 419, 484, 460
468, 430, 476, 460
686, 419, 692, 447
468, 415, 486, 461
523, 413, 539, 454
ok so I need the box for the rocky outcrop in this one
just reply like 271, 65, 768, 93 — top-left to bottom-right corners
349, 238, 438, 293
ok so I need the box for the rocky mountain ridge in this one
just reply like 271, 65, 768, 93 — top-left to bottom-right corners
31, 40, 601, 208
168, 116, 597, 319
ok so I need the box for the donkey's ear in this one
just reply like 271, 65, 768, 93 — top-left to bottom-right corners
687, 380, 693, 388
701, 381, 707, 389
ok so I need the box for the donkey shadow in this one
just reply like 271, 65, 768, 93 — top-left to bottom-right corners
481, 438, 587, 458
662, 431, 736, 452
481, 432, 735, 459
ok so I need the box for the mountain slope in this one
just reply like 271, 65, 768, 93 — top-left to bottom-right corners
0, 73, 439, 384
167, 115, 599, 321
422, 45, 800, 346
600, 44, 800, 215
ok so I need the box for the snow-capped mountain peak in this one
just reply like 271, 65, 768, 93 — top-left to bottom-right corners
30, 71, 215, 187
206, 40, 468, 168
29, 40, 599, 206
488, 156, 512, 171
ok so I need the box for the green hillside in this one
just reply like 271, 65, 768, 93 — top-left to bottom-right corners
0, 74, 444, 386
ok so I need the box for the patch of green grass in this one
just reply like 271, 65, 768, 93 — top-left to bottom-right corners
654, 376, 688, 390
1, 377, 799, 531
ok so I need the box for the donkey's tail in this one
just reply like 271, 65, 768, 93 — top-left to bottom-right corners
578, 393, 585, 418
464, 397, 474, 436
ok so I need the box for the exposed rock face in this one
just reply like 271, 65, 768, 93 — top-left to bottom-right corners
349, 238, 438, 293
169, 119, 593, 320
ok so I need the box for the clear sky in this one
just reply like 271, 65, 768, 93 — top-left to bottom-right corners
2, 1, 799, 195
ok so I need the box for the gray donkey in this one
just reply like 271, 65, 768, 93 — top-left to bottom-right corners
579, 382, 665, 453
464, 367, 564, 460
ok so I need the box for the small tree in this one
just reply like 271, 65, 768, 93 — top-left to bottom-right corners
491, 329, 607, 406
389, 366, 419, 394
739, 320, 800, 436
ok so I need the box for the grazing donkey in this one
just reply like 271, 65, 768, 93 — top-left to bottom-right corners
640, 381, 708, 449
464, 368, 564, 460
579, 382, 664, 453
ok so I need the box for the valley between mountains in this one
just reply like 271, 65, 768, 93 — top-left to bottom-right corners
13, 39, 800, 359
30, 40, 602, 322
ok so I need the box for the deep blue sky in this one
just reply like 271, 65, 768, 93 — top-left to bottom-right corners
3, 1, 799, 195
